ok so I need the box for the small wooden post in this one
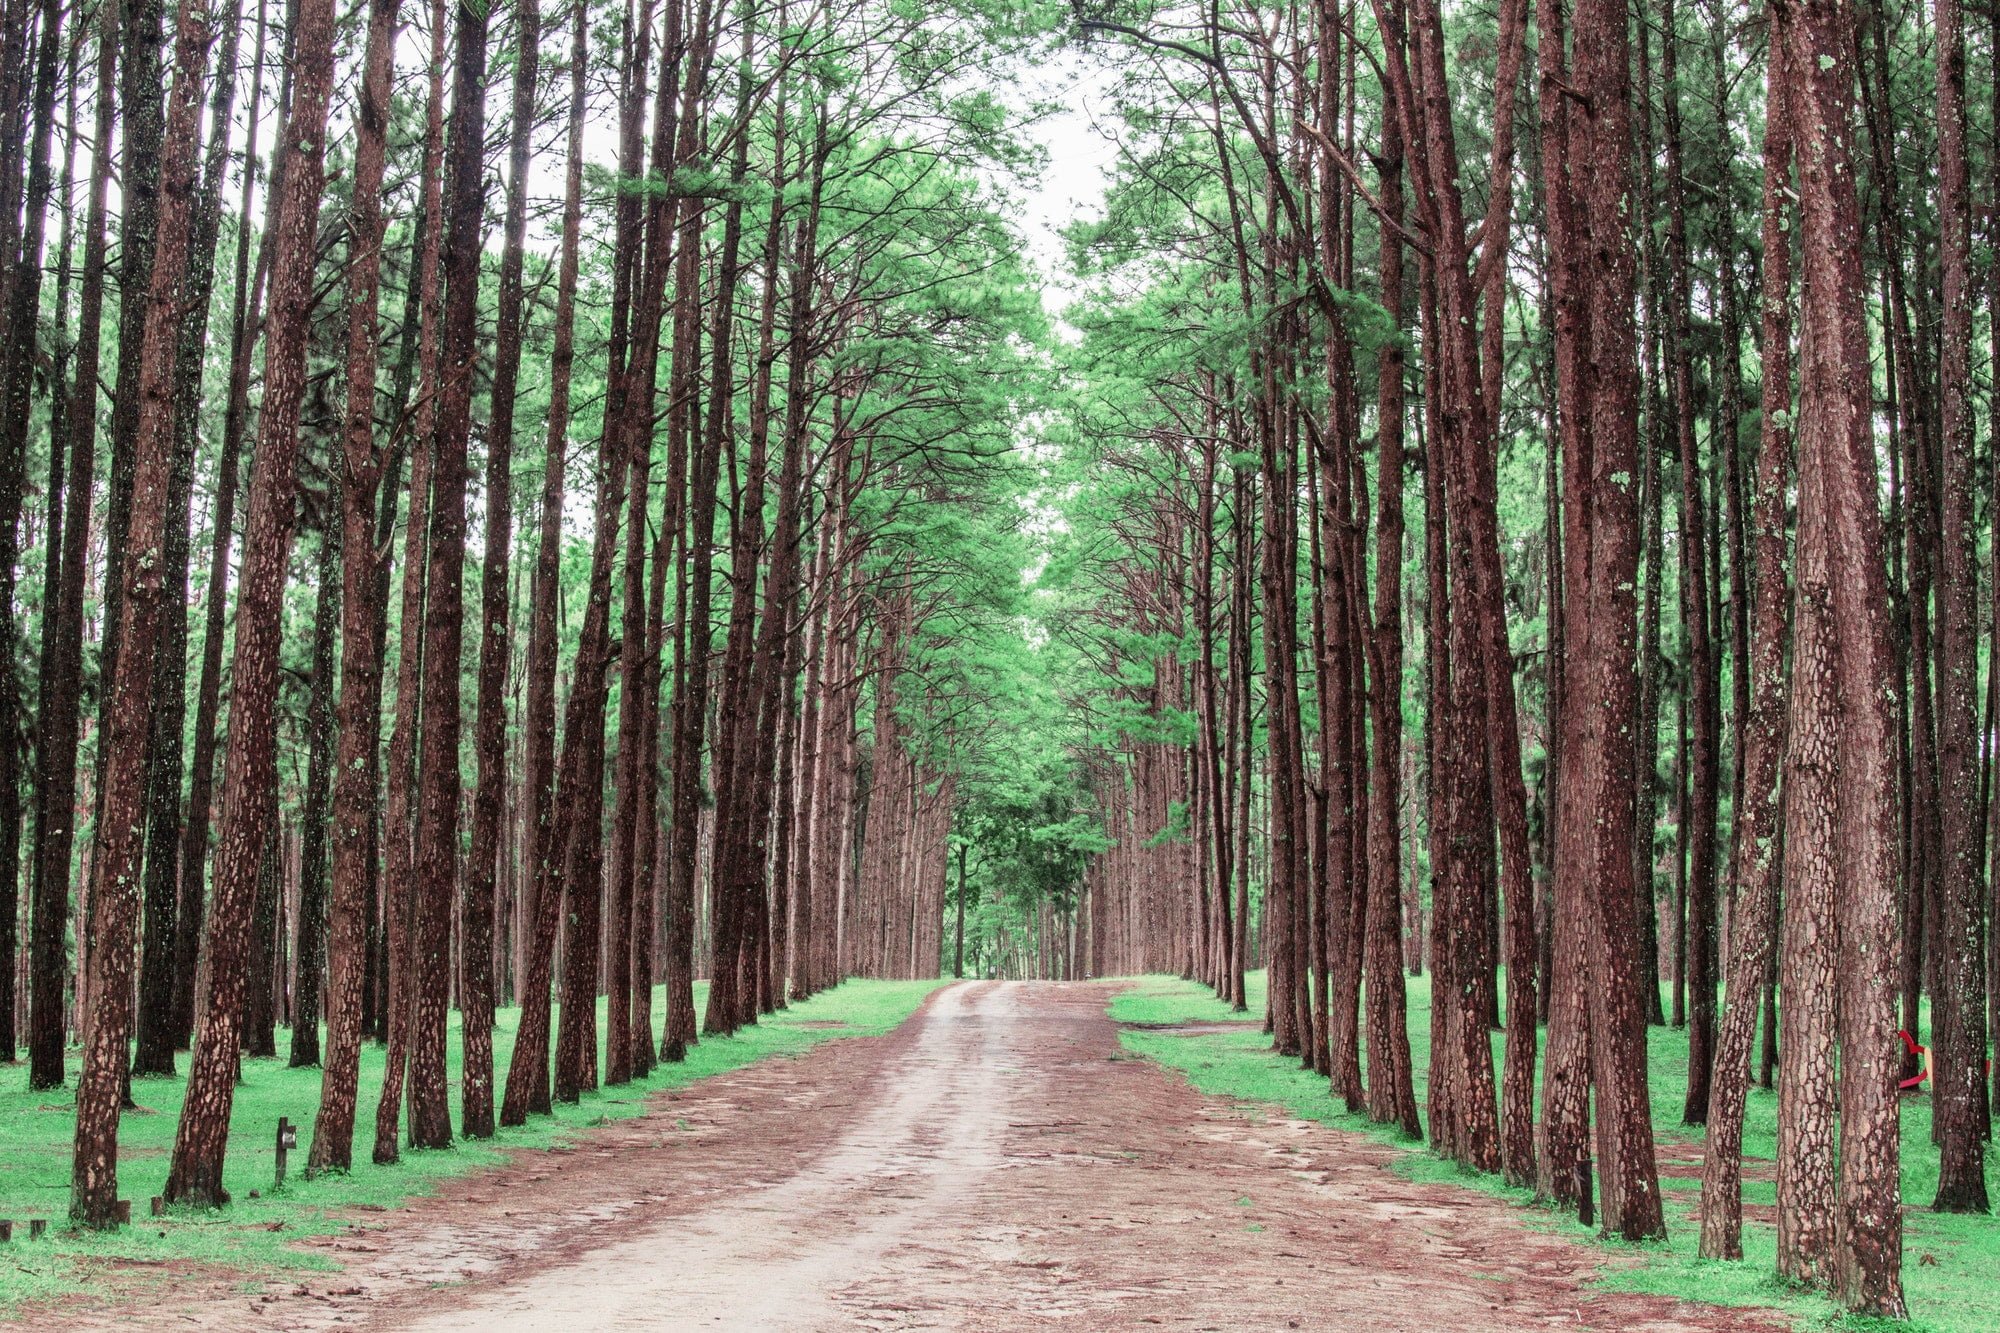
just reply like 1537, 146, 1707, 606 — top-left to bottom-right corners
0, 1220, 13, 1242
1575, 1155, 1595, 1229
28, 1219, 47, 1240
275, 1117, 297, 1190
150, 1196, 165, 1218
113, 1200, 131, 1225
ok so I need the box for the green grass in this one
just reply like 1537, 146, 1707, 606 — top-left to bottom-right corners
0, 977, 946, 1314
1110, 971, 2000, 1332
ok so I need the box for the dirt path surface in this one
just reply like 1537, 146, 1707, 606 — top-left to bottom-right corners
51, 982, 1786, 1331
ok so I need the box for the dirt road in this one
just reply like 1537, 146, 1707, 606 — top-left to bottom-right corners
55, 982, 1784, 1331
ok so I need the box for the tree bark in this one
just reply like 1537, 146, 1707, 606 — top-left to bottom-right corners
290, 506, 341, 1069
0, 0, 62, 1078
498, 0, 586, 1128
309, 0, 401, 1173
1697, 49, 1793, 1259
373, 0, 446, 1164
1539, 0, 1665, 1238
29, 0, 122, 1091
1364, 109, 1420, 1140
463, 0, 538, 1138
162, 0, 338, 1208
174, 0, 273, 1054
1661, 0, 1718, 1122
1781, 0, 1907, 1309
1929, 0, 1990, 1214
73, 0, 220, 1227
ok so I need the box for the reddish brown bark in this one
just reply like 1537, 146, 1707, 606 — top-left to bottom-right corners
1539, 0, 1665, 1239
601, 0, 663, 1088
0, 0, 62, 1077
1777, 340, 1840, 1292
29, 0, 121, 1091
19, 0, 81, 1074
174, 0, 272, 1054
1929, 0, 1990, 1214
658, 100, 713, 1058
132, 0, 248, 1080
460, 0, 536, 1138
373, 0, 449, 1163
752, 107, 822, 1006
93, 0, 168, 813
161, 0, 337, 1210
497, 0, 586, 1128
309, 0, 401, 1175
71, 0, 219, 1228
397, 0, 492, 1152
1698, 51, 1793, 1259
1379, 0, 1531, 1177
1782, 0, 1907, 1308
1531, 0, 1592, 1210
1631, 17, 1670, 1032
1363, 111, 1420, 1140
678, 18, 752, 1034
708, 46, 791, 1032
1660, 0, 1719, 1126
554, 580, 621, 1101
290, 502, 340, 1071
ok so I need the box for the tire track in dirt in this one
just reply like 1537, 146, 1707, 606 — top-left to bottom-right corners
395, 981, 1016, 1330
46, 981, 1789, 1331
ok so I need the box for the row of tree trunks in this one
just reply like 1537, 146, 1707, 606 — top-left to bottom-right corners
157, 0, 337, 1210
6, 0, 1025, 1242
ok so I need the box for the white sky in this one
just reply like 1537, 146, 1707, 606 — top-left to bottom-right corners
1002, 45, 1122, 318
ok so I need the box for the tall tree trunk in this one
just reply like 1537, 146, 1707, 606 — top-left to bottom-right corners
1661, 0, 1718, 1122
18, 5, 81, 1070
0, 0, 61, 1078
1929, 0, 1990, 1214
132, 0, 248, 1080
498, 0, 585, 1128
407, 0, 493, 1151
72, 0, 221, 1228
1364, 111, 1420, 1140
373, 0, 446, 1163
1540, 0, 1666, 1238
1532, 0, 1592, 1208
29, 0, 122, 1091
1778, 373, 1841, 1289
290, 507, 341, 1069
463, 0, 538, 1139
607, 0, 685, 1081
93, 0, 167, 821
162, 0, 337, 1208
707, 26, 787, 1037
1698, 51, 1793, 1259
362, 274, 427, 1045
174, 0, 273, 1053
309, 0, 402, 1173
672, 15, 747, 1043
1632, 12, 1669, 1031
1782, 0, 1907, 1310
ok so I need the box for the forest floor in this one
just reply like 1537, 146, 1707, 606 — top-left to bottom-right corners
0, 978, 946, 1316
1116, 972, 2000, 1333
30, 980, 1800, 1331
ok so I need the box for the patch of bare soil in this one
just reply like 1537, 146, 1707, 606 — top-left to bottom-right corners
43, 983, 1790, 1331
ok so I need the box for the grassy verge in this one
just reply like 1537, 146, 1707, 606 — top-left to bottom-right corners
0, 977, 946, 1314
1111, 971, 1998, 1333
